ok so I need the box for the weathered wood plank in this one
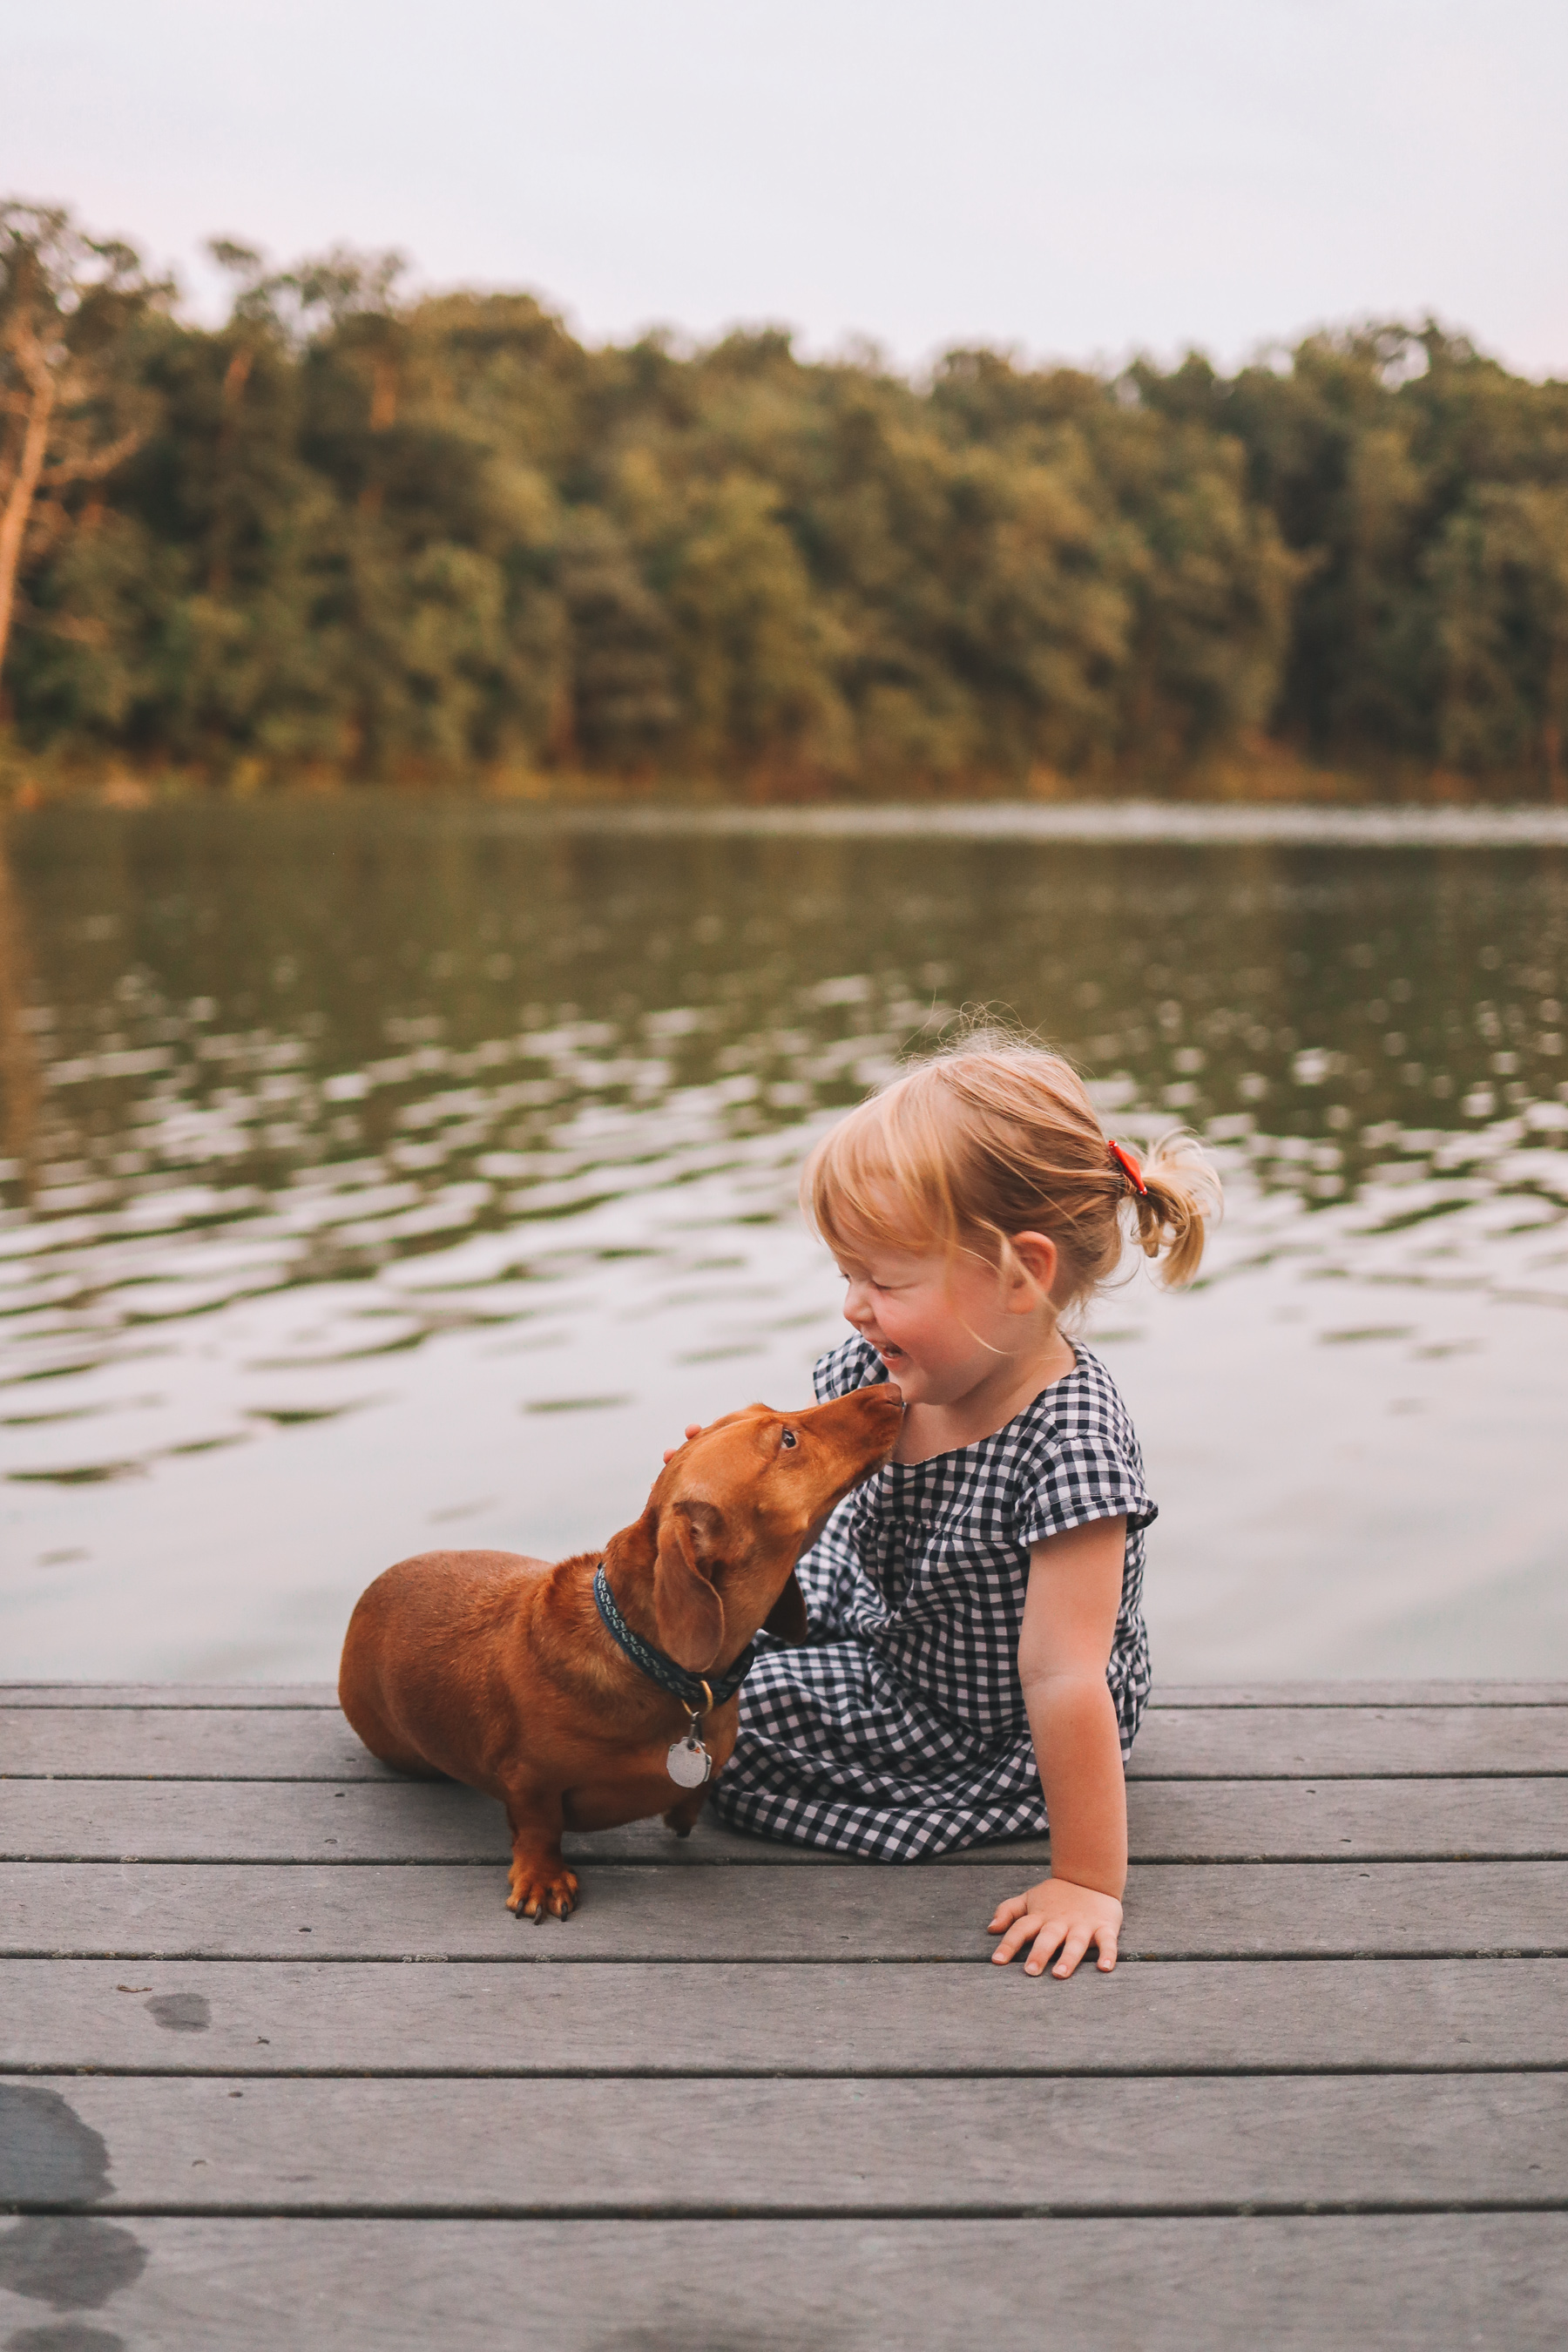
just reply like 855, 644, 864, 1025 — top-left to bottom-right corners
9, 2072, 1567, 2214
4, 2215, 1558, 2352
5, 1679, 1565, 1709
5, 1859, 1567, 1961
1121, 1780, 1568, 1858
5, 1777, 1562, 1864
0, 1686, 340, 1709
1131, 1708, 1568, 1780
1, 1709, 400, 1782
1153, 1684, 1568, 1707
0, 1779, 510, 1863
11, 1704, 1564, 1784
4, 1957, 1565, 2078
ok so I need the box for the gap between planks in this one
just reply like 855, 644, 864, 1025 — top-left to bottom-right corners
0, 2190, 1522, 2225
5, 1680, 1567, 1707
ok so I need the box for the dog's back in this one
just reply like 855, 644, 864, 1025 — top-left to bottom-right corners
340, 1548, 550, 1781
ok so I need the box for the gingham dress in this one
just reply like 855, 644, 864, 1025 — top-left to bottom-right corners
710, 1332, 1155, 1859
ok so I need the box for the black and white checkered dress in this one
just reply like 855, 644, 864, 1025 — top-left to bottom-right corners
710, 1332, 1155, 1860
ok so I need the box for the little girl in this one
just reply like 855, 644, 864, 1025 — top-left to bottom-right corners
704, 1034, 1219, 1978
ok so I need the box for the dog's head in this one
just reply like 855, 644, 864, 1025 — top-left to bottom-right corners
603, 1384, 903, 1673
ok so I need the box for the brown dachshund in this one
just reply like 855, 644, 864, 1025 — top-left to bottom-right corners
339, 1382, 902, 1919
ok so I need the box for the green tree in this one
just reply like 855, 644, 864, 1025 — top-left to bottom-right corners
1429, 483, 1568, 796
8, 199, 1568, 801
0, 204, 166, 699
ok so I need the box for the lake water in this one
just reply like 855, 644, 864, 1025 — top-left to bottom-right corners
3, 796, 1565, 1683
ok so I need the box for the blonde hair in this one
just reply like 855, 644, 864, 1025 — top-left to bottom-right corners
801, 1030, 1220, 1315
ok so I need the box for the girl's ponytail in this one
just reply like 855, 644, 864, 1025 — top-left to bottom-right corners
1129, 1131, 1221, 1288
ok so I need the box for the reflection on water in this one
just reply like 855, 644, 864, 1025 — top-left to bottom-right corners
0, 832, 41, 1203
2, 798, 1565, 1680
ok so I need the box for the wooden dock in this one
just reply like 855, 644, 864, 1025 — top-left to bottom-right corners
3, 1680, 1566, 2348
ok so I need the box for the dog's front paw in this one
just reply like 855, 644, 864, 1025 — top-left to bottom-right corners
506, 1855, 579, 1922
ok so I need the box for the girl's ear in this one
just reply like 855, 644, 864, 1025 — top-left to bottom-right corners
1008, 1230, 1058, 1310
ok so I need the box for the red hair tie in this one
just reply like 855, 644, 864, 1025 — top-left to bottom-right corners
1107, 1139, 1147, 1197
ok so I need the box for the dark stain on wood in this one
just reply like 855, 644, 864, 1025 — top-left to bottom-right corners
143, 1995, 208, 2035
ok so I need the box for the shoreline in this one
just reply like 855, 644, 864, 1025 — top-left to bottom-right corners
12, 789, 1568, 849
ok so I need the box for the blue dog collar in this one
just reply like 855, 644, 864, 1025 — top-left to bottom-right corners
592, 1562, 755, 1717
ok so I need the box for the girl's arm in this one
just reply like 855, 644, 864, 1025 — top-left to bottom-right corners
988, 1515, 1127, 1977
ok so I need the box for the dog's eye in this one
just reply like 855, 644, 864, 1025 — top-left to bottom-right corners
781, 1429, 798, 1449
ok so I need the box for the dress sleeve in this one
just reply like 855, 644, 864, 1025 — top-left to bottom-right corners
812, 1333, 884, 1402
1011, 1426, 1158, 1548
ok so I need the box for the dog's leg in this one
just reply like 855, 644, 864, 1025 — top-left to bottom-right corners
503, 1790, 579, 1921
662, 1786, 709, 1840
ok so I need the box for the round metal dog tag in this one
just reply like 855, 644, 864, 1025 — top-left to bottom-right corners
666, 1735, 712, 1788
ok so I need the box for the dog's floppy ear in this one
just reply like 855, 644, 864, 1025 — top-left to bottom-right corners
653, 1501, 726, 1673
762, 1568, 808, 1644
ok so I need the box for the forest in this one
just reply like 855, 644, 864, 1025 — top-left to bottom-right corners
3, 201, 1567, 801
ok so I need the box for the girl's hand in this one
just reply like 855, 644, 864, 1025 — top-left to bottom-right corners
987, 1876, 1122, 1977
662, 1422, 704, 1464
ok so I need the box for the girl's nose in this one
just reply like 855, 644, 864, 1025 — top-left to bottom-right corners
842, 1279, 874, 1328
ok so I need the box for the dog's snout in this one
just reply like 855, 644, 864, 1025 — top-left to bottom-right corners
811, 1380, 903, 1472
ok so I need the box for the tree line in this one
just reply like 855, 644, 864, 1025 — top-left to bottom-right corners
3, 201, 1566, 799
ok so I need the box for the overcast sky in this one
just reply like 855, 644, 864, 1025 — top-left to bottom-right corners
10, 0, 1566, 375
